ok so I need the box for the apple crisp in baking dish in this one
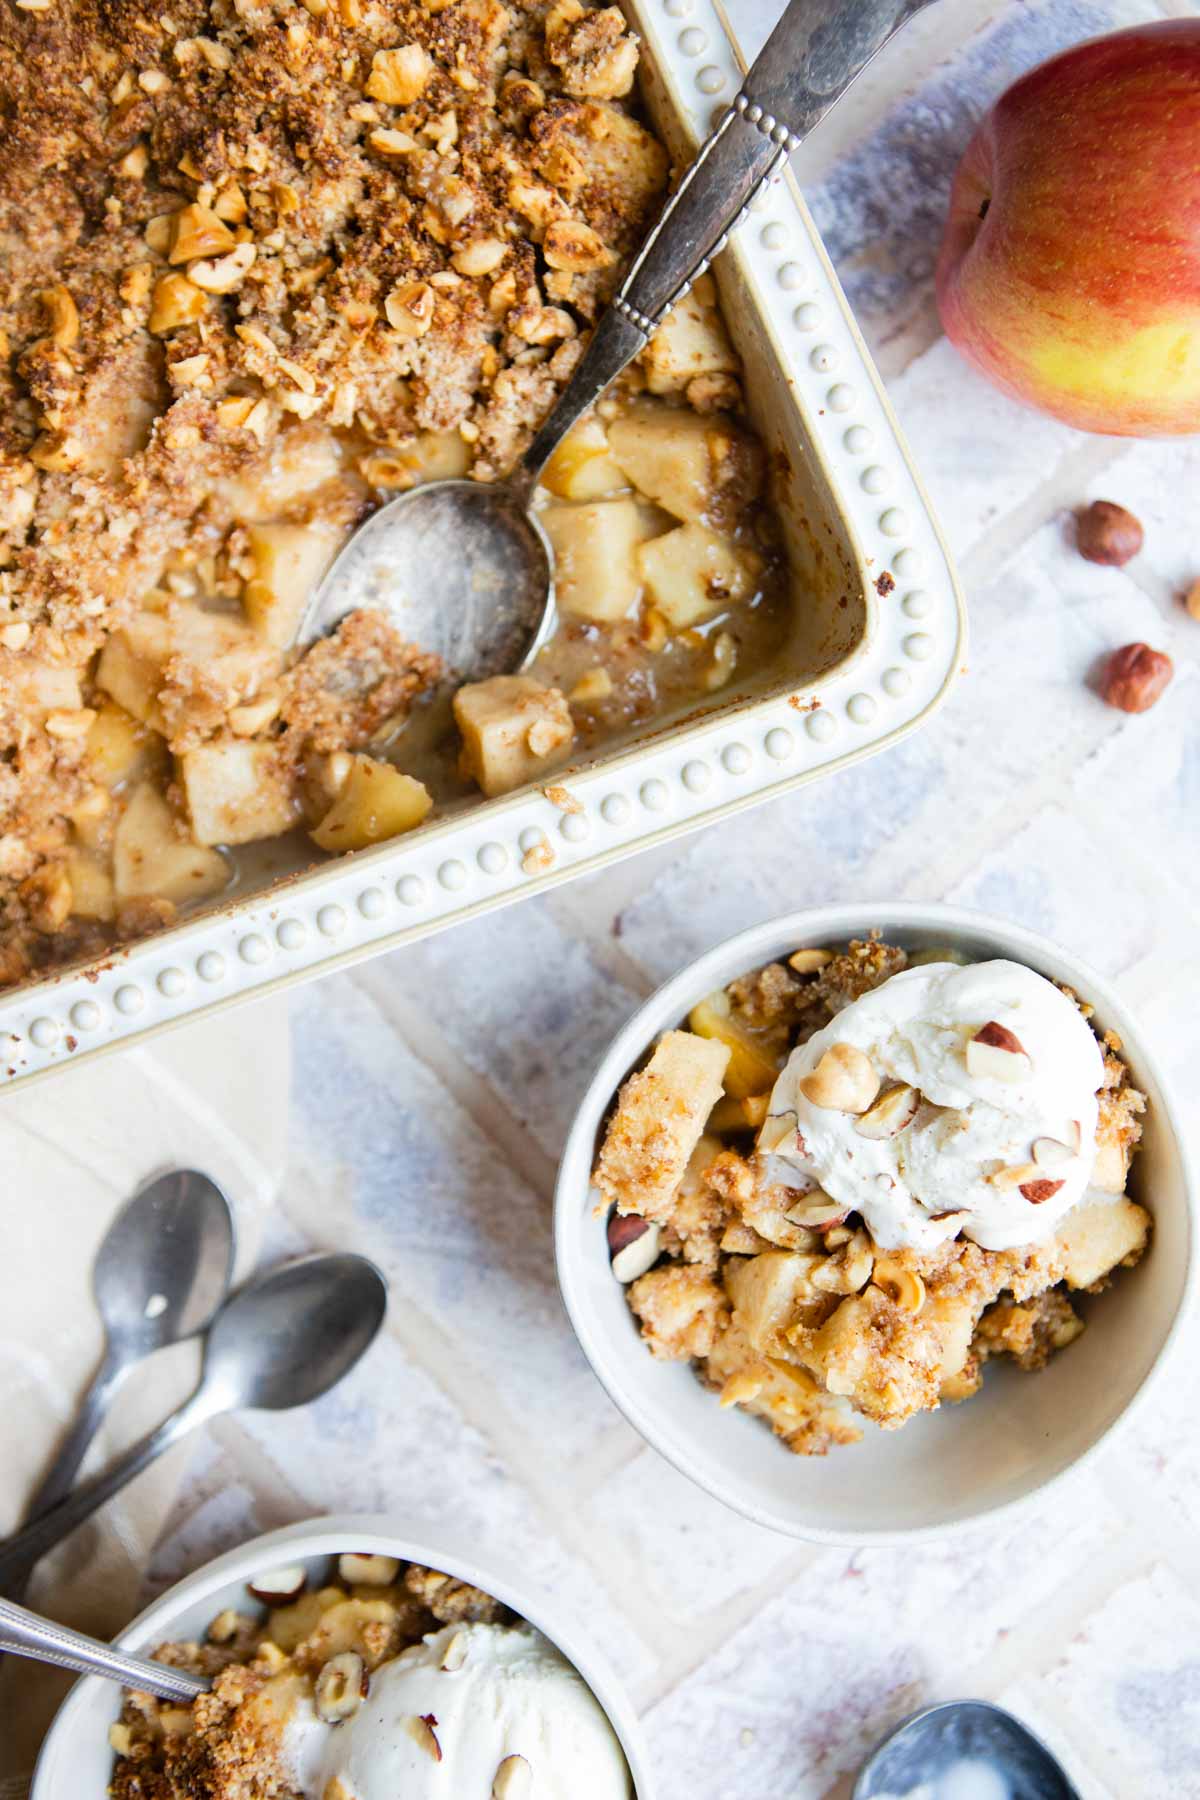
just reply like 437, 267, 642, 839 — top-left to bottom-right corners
0, 0, 790, 989
594, 937, 1150, 1455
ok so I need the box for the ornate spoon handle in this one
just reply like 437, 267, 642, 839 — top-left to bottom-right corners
512, 0, 937, 498
0, 1597, 209, 1701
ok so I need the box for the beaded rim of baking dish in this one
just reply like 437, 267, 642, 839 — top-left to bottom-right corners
0, 1, 966, 1087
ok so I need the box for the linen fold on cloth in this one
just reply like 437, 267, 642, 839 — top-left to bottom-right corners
0, 1000, 289, 1794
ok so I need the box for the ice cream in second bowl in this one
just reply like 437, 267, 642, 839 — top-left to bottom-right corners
107, 1554, 632, 1799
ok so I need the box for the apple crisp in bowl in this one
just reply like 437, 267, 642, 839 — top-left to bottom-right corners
555, 906, 1196, 1539
0, 0, 793, 991
30, 1519, 653, 1799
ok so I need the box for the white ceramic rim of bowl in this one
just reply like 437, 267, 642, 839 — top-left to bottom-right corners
554, 901, 1199, 1546
30, 1514, 655, 1800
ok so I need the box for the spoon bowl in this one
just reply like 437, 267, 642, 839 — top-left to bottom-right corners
201, 1253, 389, 1413
93, 1170, 235, 1359
303, 480, 555, 681
854, 1700, 1079, 1799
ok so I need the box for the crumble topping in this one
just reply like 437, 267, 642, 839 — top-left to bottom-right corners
0, 0, 793, 993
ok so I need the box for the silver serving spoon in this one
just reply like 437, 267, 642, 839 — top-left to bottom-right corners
0, 1253, 388, 1590
0, 1597, 209, 1703
298, 0, 938, 682
854, 1700, 1080, 1799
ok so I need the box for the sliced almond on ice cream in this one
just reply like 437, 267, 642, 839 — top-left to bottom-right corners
854, 1083, 920, 1140
405, 1715, 442, 1760
988, 1162, 1041, 1190
494, 1756, 533, 1798
965, 1021, 1031, 1083
1019, 1177, 1065, 1204
1032, 1136, 1076, 1171
758, 1110, 799, 1154
784, 1196, 849, 1229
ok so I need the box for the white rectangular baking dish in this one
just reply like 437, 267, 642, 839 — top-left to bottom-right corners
0, 0, 965, 1089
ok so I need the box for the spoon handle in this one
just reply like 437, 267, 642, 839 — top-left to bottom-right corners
0, 1351, 126, 1603
0, 1597, 209, 1702
513, 0, 935, 497
0, 1388, 218, 1591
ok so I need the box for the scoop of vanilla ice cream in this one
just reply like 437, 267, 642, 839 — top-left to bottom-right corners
283, 1622, 632, 1800
760, 959, 1104, 1252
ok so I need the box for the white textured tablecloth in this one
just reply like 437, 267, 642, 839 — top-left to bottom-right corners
6, 2, 1200, 1795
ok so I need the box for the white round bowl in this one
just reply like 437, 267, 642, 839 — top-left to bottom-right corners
555, 903, 1197, 1543
31, 1515, 654, 1798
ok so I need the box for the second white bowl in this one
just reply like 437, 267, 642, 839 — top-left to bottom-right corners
555, 904, 1196, 1543
31, 1516, 654, 1799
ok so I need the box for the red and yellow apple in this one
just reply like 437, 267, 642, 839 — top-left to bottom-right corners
936, 21, 1200, 435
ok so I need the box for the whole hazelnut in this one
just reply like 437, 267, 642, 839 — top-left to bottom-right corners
1076, 500, 1144, 567
1099, 643, 1173, 714
1184, 577, 1200, 623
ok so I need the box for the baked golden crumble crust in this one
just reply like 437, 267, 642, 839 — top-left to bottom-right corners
1, 0, 796, 991
0, 0, 688, 986
602, 936, 1153, 1455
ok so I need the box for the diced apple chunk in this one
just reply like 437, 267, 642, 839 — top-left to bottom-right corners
86, 701, 164, 790
114, 782, 229, 902
541, 498, 646, 622
594, 1029, 731, 1220
724, 1251, 822, 1357
641, 285, 739, 395
637, 523, 755, 630
453, 675, 574, 797
95, 613, 172, 729
310, 755, 432, 851
540, 417, 629, 501
15, 661, 84, 717
66, 848, 116, 922
179, 740, 301, 846
1055, 1198, 1151, 1289
607, 405, 762, 527
243, 521, 346, 647
687, 991, 779, 1098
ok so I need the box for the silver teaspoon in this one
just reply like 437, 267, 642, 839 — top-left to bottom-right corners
0, 1597, 209, 1703
854, 1700, 1080, 1799
298, 0, 939, 681
11, 1172, 235, 1561
0, 1253, 388, 1590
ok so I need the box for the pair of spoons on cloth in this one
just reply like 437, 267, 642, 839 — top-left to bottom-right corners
0, 1170, 386, 1663
299, 0, 941, 683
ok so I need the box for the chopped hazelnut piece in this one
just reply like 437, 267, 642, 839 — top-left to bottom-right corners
799, 1043, 879, 1114
168, 203, 236, 264
188, 242, 257, 293
149, 273, 207, 334
366, 44, 433, 105
543, 219, 613, 272
384, 281, 435, 338
39, 284, 79, 348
